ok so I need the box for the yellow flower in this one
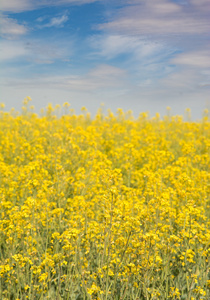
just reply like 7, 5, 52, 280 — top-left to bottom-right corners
63, 102, 70, 108
0, 102, 209, 299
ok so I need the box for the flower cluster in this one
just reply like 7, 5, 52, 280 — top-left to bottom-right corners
0, 102, 209, 299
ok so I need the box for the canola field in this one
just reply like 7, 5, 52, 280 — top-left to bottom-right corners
0, 99, 210, 300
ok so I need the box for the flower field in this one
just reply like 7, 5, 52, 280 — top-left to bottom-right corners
0, 99, 209, 300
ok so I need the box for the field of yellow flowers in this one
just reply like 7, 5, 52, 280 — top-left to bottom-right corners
0, 98, 209, 300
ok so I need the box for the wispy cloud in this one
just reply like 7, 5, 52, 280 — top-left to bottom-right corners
0, 0, 101, 13
37, 13, 69, 28
1, 0, 209, 119
80, 64, 127, 90
0, 15, 28, 39
52, 64, 126, 91
90, 34, 166, 61
0, 38, 72, 64
171, 49, 210, 68
99, 0, 210, 36
1, 64, 126, 91
0, 40, 28, 61
0, 0, 33, 12
191, 0, 210, 11
89, 33, 177, 85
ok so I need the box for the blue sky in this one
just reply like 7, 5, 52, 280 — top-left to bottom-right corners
0, 0, 210, 118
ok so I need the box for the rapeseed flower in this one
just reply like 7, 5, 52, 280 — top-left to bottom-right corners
0, 102, 209, 299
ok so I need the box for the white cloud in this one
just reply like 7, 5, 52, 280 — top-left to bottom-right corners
99, 0, 210, 36
146, 0, 181, 15
158, 67, 210, 96
171, 49, 210, 68
1, 64, 126, 92
0, 38, 72, 64
88, 64, 126, 78
52, 64, 127, 91
0, 0, 33, 12
90, 34, 165, 60
37, 13, 69, 28
160, 69, 201, 89
62, 0, 101, 3
0, 0, 100, 13
0, 15, 28, 38
49, 14, 68, 27
36, 16, 46, 23
191, 0, 210, 11
89, 34, 175, 81
0, 40, 28, 61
